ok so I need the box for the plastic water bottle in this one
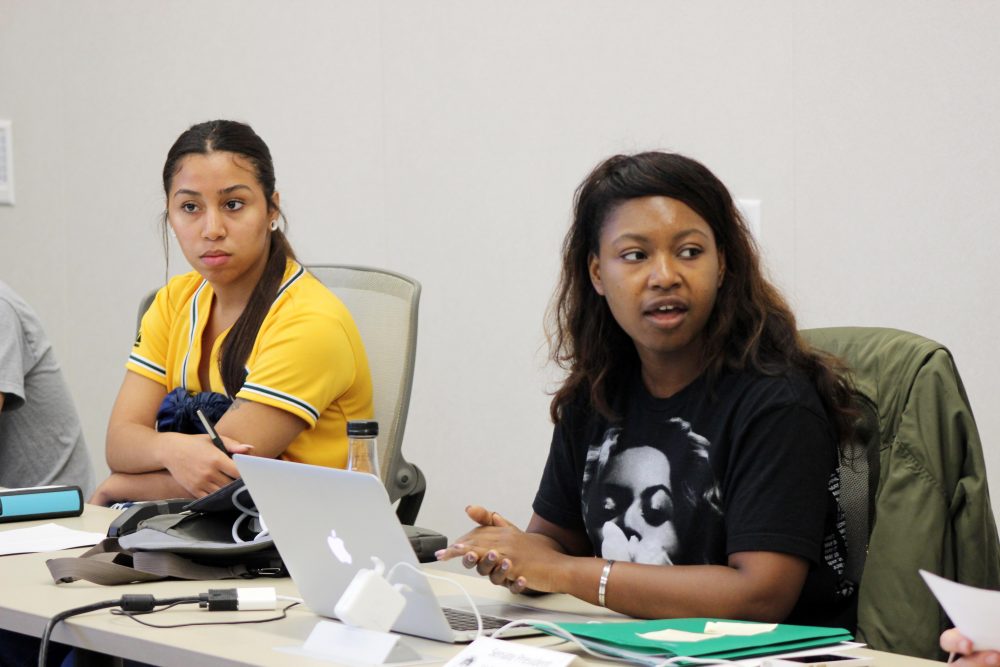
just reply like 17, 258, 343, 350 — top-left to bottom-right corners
346, 420, 380, 479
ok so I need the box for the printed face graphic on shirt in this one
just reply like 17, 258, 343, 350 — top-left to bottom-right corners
598, 445, 678, 564
582, 418, 721, 566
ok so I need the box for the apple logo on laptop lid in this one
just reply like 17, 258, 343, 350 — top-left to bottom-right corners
327, 529, 353, 564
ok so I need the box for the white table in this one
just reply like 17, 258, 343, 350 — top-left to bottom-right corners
0, 504, 943, 667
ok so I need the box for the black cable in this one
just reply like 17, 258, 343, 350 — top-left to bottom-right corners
38, 599, 123, 667
110, 599, 194, 616
37, 595, 201, 667
110, 600, 300, 629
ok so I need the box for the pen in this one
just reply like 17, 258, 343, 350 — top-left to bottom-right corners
196, 409, 231, 458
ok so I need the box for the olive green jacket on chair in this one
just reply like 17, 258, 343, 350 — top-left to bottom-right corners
803, 327, 1000, 660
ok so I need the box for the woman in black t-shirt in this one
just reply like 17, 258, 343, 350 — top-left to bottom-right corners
436, 152, 858, 627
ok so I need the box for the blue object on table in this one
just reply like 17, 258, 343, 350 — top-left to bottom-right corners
0, 486, 84, 523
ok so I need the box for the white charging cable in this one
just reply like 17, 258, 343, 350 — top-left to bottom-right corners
380, 564, 725, 664
491, 618, 739, 667
386, 561, 486, 640
350, 562, 735, 667
230, 485, 270, 544
492, 620, 659, 664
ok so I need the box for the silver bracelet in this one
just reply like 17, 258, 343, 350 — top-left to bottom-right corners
598, 559, 614, 607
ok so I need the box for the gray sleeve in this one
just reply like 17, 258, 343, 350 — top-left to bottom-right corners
0, 299, 27, 410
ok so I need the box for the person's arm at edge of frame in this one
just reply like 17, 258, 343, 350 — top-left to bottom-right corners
942, 629, 1000, 667
439, 508, 809, 622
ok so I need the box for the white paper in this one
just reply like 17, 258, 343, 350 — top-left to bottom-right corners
638, 622, 778, 642
704, 622, 778, 636
637, 628, 717, 642
920, 570, 1000, 651
0, 522, 103, 556
735, 643, 865, 667
444, 637, 576, 667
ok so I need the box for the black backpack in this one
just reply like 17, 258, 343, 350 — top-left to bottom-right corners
47, 479, 286, 585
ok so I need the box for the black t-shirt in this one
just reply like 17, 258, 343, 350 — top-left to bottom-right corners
532, 369, 856, 629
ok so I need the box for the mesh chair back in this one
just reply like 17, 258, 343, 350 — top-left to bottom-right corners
837, 403, 878, 585
802, 328, 881, 586
307, 265, 421, 502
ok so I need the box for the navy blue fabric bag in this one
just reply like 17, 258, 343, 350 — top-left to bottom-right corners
155, 387, 232, 434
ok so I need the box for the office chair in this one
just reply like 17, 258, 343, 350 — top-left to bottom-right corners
803, 327, 1000, 660
135, 264, 427, 525
307, 264, 425, 525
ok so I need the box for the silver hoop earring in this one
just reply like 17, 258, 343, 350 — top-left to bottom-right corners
269, 220, 279, 232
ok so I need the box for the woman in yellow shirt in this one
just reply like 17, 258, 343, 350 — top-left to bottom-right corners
91, 120, 373, 504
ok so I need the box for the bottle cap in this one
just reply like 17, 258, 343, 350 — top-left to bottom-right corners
347, 420, 379, 437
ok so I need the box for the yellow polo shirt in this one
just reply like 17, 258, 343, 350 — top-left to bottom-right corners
126, 260, 373, 468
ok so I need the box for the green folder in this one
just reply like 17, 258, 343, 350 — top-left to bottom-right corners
551, 618, 854, 665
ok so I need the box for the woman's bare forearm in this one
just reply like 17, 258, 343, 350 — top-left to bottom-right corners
106, 421, 183, 472
551, 553, 804, 621
90, 471, 192, 505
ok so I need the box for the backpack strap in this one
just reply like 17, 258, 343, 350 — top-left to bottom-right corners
46, 538, 166, 585
130, 551, 262, 580
46, 537, 284, 585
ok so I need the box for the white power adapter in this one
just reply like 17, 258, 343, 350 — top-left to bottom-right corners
334, 557, 408, 633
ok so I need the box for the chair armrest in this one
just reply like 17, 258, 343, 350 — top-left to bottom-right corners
393, 462, 426, 526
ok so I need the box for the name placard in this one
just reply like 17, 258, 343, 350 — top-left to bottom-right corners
444, 637, 576, 667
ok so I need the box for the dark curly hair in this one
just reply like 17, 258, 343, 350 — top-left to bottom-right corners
548, 152, 856, 449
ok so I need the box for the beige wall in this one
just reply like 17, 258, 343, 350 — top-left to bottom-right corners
1, 0, 998, 544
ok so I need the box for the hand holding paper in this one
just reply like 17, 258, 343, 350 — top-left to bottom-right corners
941, 628, 1000, 667
920, 570, 1000, 652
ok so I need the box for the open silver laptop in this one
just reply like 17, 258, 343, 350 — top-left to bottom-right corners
234, 455, 587, 642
